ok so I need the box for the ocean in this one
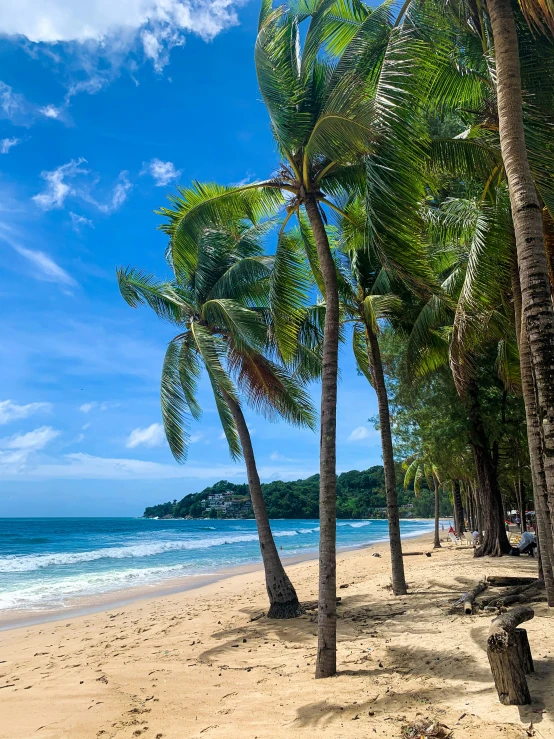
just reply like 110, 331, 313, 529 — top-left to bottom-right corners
0, 517, 439, 616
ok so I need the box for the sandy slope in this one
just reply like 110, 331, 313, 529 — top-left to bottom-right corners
1, 532, 552, 739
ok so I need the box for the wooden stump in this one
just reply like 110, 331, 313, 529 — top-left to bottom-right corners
514, 628, 534, 675
486, 606, 534, 705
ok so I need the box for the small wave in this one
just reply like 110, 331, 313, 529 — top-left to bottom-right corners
348, 521, 372, 528
0, 564, 211, 610
0, 533, 261, 573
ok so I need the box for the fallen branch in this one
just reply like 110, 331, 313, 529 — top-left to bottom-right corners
463, 581, 487, 614
448, 581, 487, 613
480, 582, 544, 609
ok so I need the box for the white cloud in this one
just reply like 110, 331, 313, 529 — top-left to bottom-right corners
32, 158, 88, 209
126, 422, 166, 449
348, 426, 371, 442
13, 244, 77, 286
0, 400, 52, 425
33, 159, 131, 213
189, 432, 203, 443
142, 158, 181, 186
1, 425, 60, 451
39, 104, 61, 119
0, 137, 19, 153
0, 2, 241, 70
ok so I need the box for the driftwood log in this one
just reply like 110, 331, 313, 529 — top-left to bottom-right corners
487, 606, 534, 705
463, 581, 487, 614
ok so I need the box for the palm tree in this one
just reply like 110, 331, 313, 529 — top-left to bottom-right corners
117, 220, 318, 618
335, 202, 409, 594
404, 454, 442, 548
156, 0, 429, 677
406, 0, 554, 560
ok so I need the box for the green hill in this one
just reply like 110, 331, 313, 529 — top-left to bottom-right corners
143, 465, 453, 519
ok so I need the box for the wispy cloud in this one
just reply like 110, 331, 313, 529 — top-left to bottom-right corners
13, 244, 77, 286
348, 426, 372, 442
0, 425, 59, 474
0, 452, 319, 481
126, 423, 166, 449
0, 399, 52, 425
32, 158, 88, 209
69, 211, 94, 231
32, 159, 131, 213
0, 136, 19, 153
79, 401, 109, 413
0, 80, 62, 126
1, 425, 60, 451
141, 158, 181, 187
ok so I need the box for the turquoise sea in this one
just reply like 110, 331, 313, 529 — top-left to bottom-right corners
0, 517, 439, 614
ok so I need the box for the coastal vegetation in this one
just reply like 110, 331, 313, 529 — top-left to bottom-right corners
143, 465, 453, 520
119, 0, 554, 682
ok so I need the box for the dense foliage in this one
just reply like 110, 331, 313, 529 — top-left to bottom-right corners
144, 466, 453, 520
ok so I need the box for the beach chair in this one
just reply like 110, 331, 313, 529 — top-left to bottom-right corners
463, 532, 475, 547
448, 532, 462, 546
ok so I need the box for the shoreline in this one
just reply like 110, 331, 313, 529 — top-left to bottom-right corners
0, 521, 445, 633
1, 528, 549, 739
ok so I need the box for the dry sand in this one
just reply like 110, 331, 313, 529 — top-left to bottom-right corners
1, 532, 552, 739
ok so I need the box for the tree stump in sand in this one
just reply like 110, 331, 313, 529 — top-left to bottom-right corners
487, 605, 534, 705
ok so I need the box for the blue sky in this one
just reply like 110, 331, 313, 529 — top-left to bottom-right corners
0, 0, 381, 516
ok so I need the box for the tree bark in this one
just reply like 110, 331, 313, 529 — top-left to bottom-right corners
223, 390, 304, 618
512, 263, 554, 604
365, 325, 408, 594
465, 380, 511, 556
433, 475, 441, 549
487, 0, 554, 540
453, 479, 465, 536
304, 194, 339, 679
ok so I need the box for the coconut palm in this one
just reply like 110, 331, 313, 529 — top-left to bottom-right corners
405, 0, 554, 555
334, 200, 409, 595
156, 0, 431, 677
117, 220, 319, 618
404, 454, 442, 548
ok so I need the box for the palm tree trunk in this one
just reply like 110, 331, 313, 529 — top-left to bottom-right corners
453, 480, 465, 536
433, 475, 441, 549
512, 264, 554, 604
304, 194, 339, 679
365, 325, 407, 594
222, 390, 304, 618
465, 379, 511, 556
487, 0, 554, 535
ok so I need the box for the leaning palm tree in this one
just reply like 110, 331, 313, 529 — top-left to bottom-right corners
118, 221, 318, 618
158, 0, 431, 677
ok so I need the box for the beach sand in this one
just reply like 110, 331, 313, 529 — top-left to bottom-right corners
1, 532, 552, 739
